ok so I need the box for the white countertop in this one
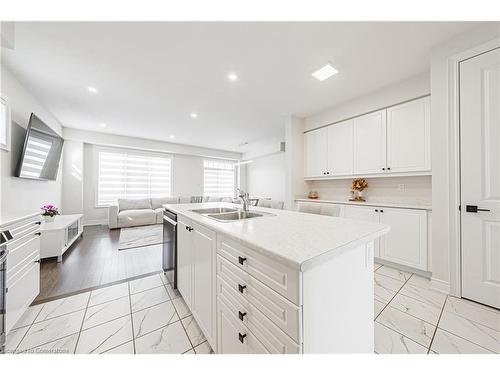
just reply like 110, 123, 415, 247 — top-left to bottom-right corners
164, 202, 389, 271
295, 198, 432, 211
39, 214, 83, 231
0, 212, 41, 228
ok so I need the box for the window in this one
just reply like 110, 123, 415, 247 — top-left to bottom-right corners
97, 149, 172, 206
203, 159, 236, 197
1, 96, 10, 151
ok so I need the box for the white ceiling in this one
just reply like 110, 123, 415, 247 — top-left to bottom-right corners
1, 22, 481, 152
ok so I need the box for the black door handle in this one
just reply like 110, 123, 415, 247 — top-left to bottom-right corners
238, 333, 247, 343
466, 205, 490, 213
238, 256, 247, 265
238, 311, 247, 321
238, 284, 247, 293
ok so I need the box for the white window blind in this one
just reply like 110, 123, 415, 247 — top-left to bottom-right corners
203, 159, 236, 197
98, 150, 172, 206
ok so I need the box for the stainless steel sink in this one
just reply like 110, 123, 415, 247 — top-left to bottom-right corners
207, 210, 273, 222
190, 207, 238, 214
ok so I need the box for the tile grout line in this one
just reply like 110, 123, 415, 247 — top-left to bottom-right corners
374, 272, 413, 320
426, 295, 448, 354
127, 282, 137, 354
72, 291, 92, 353
11, 304, 45, 353
169, 280, 196, 353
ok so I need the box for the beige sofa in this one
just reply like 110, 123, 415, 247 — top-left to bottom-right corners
108, 197, 180, 229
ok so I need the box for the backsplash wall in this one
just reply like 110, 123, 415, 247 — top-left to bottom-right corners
306, 175, 432, 205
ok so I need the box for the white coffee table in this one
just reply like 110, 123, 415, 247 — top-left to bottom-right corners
39, 214, 83, 262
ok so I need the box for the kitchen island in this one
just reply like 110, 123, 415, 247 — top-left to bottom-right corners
164, 202, 389, 354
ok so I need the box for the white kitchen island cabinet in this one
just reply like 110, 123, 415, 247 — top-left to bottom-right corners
166, 202, 389, 354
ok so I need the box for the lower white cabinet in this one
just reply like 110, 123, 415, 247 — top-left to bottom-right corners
343, 204, 428, 271
176, 215, 216, 349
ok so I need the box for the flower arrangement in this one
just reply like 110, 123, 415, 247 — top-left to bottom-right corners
350, 179, 368, 202
41, 204, 59, 222
351, 178, 368, 192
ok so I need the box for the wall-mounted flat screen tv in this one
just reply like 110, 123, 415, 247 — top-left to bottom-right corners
15, 113, 64, 180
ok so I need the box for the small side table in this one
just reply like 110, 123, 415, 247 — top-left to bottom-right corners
39, 214, 83, 262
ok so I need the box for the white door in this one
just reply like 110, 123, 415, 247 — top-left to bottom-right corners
192, 222, 216, 348
343, 205, 381, 257
386, 97, 431, 173
460, 48, 500, 309
304, 127, 328, 178
353, 110, 387, 175
379, 208, 428, 271
327, 119, 353, 176
177, 216, 193, 308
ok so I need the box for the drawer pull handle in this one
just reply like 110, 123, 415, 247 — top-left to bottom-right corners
238, 311, 247, 321
238, 284, 247, 293
35, 232, 41, 236
238, 256, 247, 265
238, 333, 247, 343
34, 259, 41, 263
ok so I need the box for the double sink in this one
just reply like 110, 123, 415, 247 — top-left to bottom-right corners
190, 206, 274, 222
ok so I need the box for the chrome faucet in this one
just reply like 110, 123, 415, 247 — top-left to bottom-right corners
237, 189, 250, 212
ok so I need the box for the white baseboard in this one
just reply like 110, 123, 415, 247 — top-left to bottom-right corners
83, 219, 107, 226
430, 277, 450, 295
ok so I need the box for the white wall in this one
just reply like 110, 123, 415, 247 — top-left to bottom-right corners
430, 24, 500, 288
61, 140, 83, 215
285, 115, 308, 209
0, 66, 64, 223
246, 152, 286, 202
305, 72, 430, 132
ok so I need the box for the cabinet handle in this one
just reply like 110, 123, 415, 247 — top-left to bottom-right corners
238, 311, 247, 321
34, 259, 41, 263
382, 168, 385, 171
35, 221, 41, 225
375, 209, 378, 212
380, 210, 384, 213
189, 227, 194, 232
327, 171, 330, 175
34, 232, 41, 236
387, 167, 391, 171
238, 333, 247, 343
238, 284, 247, 293
238, 256, 247, 265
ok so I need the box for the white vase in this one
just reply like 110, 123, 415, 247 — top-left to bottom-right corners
44, 216, 55, 223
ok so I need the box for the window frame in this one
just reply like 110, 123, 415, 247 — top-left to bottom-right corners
0, 95, 11, 152
95, 146, 173, 208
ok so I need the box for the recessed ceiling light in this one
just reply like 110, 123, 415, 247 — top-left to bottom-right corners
312, 64, 338, 81
99, 123, 107, 128
228, 73, 238, 81
87, 86, 98, 93
190, 113, 198, 118
169, 135, 175, 139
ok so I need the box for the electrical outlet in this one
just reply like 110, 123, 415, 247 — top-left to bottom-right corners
398, 184, 406, 192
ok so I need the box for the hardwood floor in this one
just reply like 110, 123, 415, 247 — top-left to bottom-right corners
35, 225, 162, 303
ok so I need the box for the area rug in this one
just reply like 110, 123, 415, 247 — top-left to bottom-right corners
118, 224, 163, 250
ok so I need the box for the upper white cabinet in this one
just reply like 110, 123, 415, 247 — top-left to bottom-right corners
304, 127, 328, 178
304, 96, 431, 179
353, 110, 387, 175
386, 97, 431, 173
327, 119, 353, 176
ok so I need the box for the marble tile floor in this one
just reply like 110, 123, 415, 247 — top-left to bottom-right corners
373, 263, 500, 354
5, 265, 499, 354
5, 273, 213, 354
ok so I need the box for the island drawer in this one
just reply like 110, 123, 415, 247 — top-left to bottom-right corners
217, 276, 301, 353
217, 235, 300, 305
217, 297, 269, 354
217, 255, 301, 342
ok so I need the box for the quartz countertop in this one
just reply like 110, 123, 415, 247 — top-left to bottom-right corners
164, 202, 389, 271
295, 198, 432, 211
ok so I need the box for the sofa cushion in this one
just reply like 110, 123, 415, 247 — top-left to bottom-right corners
151, 197, 179, 209
118, 198, 151, 212
117, 209, 156, 227
154, 208, 164, 224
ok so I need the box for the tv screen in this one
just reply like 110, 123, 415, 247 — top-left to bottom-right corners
15, 113, 64, 181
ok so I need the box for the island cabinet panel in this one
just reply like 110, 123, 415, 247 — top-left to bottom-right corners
386, 96, 431, 173
379, 208, 427, 271
217, 298, 269, 354
176, 215, 193, 309
302, 242, 374, 353
217, 235, 300, 305
217, 255, 301, 343
191, 222, 217, 349
343, 205, 381, 258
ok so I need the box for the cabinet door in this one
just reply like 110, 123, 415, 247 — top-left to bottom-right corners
192, 222, 216, 348
386, 97, 431, 172
177, 216, 193, 308
343, 205, 381, 257
353, 110, 387, 175
304, 127, 328, 178
327, 119, 353, 176
379, 208, 427, 271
